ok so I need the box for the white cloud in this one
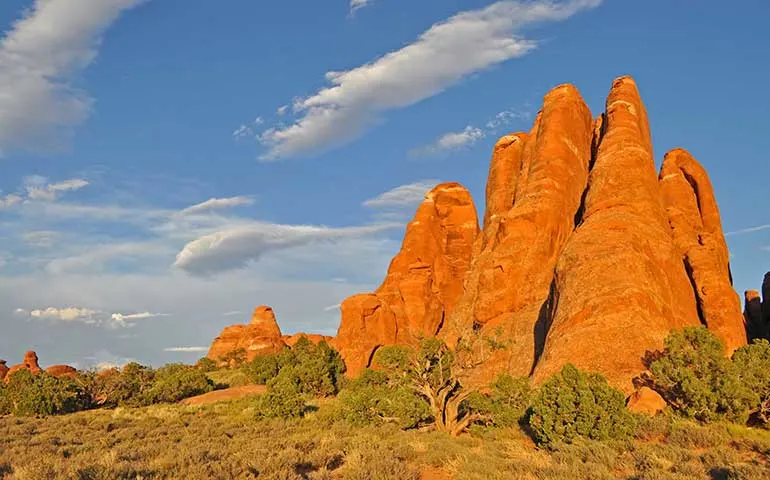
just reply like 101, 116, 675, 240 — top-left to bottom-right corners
180, 196, 254, 216
19, 306, 100, 323
323, 304, 341, 312
726, 224, 770, 237
410, 108, 531, 157
45, 242, 173, 274
232, 117, 265, 141
173, 222, 400, 276
25, 177, 89, 201
222, 310, 243, 316
0, 194, 22, 208
0, 0, 148, 152
410, 126, 485, 157
350, 0, 374, 14
362, 180, 439, 209
258, 0, 600, 160
110, 311, 169, 328
163, 346, 207, 353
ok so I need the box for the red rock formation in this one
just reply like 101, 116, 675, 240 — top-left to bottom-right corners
207, 306, 287, 365
533, 76, 701, 393
0, 360, 8, 382
627, 387, 667, 416
482, 134, 528, 230
446, 84, 595, 381
745, 290, 765, 340
659, 148, 746, 353
6, 351, 44, 380
45, 365, 78, 379
282, 333, 334, 348
335, 183, 479, 376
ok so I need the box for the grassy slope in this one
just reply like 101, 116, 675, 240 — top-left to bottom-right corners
1, 396, 769, 480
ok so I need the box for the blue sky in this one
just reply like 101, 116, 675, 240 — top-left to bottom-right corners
0, 0, 768, 369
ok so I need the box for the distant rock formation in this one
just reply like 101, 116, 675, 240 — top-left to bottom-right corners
335, 182, 479, 376
328, 75, 747, 393
282, 333, 334, 348
3, 351, 77, 382
207, 306, 287, 365
745, 273, 770, 341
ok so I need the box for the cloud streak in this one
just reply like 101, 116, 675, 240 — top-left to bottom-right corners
726, 224, 770, 237
362, 180, 439, 209
164, 346, 207, 353
180, 196, 255, 216
173, 222, 401, 276
258, 0, 600, 160
0, 0, 148, 152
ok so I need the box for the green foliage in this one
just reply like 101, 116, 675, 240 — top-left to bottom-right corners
645, 327, 756, 424
194, 357, 217, 372
0, 382, 12, 415
219, 348, 247, 367
242, 339, 345, 396
468, 374, 532, 428
528, 364, 636, 446
144, 364, 214, 404
336, 369, 430, 429
3, 369, 89, 416
104, 362, 156, 407
732, 339, 770, 426
254, 372, 306, 420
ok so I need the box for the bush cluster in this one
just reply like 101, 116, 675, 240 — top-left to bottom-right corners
0, 362, 214, 417
527, 364, 637, 446
243, 338, 346, 419
643, 327, 770, 426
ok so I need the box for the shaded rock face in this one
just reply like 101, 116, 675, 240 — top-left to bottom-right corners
207, 306, 287, 364
533, 77, 702, 393
627, 387, 667, 416
659, 148, 746, 353
0, 361, 8, 382
445, 84, 595, 382
745, 273, 770, 341
335, 183, 480, 376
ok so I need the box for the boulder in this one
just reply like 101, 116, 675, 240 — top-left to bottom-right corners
533, 76, 701, 394
45, 365, 78, 379
336, 182, 479, 375
445, 83, 595, 382
207, 306, 287, 365
627, 387, 667, 416
659, 148, 746, 353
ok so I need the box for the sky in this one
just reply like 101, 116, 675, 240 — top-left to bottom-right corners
0, 0, 768, 370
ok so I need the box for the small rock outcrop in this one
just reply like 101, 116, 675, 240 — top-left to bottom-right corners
335, 183, 479, 376
659, 148, 746, 353
6, 351, 44, 379
45, 365, 78, 379
207, 306, 287, 365
282, 333, 334, 348
627, 387, 667, 416
0, 360, 8, 381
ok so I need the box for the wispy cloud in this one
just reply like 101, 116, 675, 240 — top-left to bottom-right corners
163, 346, 207, 353
0, 0, 148, 153
173, 222, 401, 276
24, 176, 89, 201
15, 306, 168, 329
257, 0, 600, 160
180, 196, 255, 216
726, 224, 770, 237
362, 180, 439, 209
410, 108, 530, 157
110, 311, 170, 328
350, 0, 374, 15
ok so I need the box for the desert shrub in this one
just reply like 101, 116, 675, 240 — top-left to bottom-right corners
4, 369, 90, 416
0, 382, 12, 415
467, 374, 532, 428
144, 364, 214, 404
336, 369, 430, 429
645, 327, 756, 424
219, 348, 247, 367
527, 364, 636, 446
99, 362, 156, 407
194, 357, 217, 372
242, 338, 345, 396
254, 373, 306, 420
732, 339, 770, 427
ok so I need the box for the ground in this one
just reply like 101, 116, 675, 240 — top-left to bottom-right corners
1, 394, 769, 480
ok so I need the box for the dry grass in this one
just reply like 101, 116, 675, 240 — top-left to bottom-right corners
1, 399, 769, 479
